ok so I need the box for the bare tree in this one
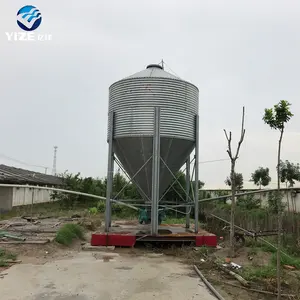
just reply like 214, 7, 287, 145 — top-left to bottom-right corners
224, 107, 246, 257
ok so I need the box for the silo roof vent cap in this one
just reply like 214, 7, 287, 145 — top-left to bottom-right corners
146, 64, 163, 70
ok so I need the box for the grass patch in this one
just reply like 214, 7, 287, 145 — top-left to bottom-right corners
0, 248, 17, 266
55, 223, 85, 246
162, 218, 204, 225
163, 218, 187, 224
270, 252, 300, 269
260, 242, 277, 253
242, 265, 277, 281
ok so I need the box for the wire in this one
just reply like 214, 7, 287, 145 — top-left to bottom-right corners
199, 158, 230, 164
0, 153, 64, 175
159, 60, 181, 78
0, 153, 48, 170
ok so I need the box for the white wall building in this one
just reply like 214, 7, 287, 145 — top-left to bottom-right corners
0, 164, 62, 212
203, 188, 300, 212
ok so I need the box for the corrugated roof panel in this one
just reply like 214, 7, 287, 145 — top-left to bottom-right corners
0, 165, 62, 185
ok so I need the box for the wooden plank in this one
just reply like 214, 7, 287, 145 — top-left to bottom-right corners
0, 240, 50, 245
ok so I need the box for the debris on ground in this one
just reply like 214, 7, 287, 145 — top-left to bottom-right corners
0, 216, 89, 245
82, 244, 115, 252
0, 273, 8, 279
221, 261, 242, 270
0, 231, 26, 241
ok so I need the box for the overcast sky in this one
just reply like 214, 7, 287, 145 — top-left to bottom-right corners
1, 0, 299, 189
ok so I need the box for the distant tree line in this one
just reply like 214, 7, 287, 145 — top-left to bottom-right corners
223, 160, 300, 192
51, 170, 205, 210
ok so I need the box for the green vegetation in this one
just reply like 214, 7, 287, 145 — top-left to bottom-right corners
88, 207, 98, 215
263, 100, 294, 298
55, 223, 85, 246
225, 172, 244, 191
162, 218, 188, 224
0, 248, 17, 267
279, 160, 300, 187
242, 265, 277, 281
240, 249, 300, 282
250, 167, 271, 189
48, 170, 205, 220
271, 252, 300, 269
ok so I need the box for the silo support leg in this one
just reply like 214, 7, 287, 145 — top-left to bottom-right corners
194, 115, 200, 234
151, 107, 161, 236
185, 156, 191, 229
105, 112, 115, 233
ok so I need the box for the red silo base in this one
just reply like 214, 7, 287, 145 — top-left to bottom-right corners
91, 226, 217, 248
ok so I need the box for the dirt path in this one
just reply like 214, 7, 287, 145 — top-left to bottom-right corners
0, 251, 217, 300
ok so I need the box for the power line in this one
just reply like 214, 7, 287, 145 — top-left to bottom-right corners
0, 153, 47, 170
199, 158, 230, 164
0, 153, 63, 175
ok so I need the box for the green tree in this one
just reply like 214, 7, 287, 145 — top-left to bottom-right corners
279, 160, 300, 213
263, 100, 294, 300
279, 160, 300, 187
225, 172, 244, 191
250, 167, 271, 189
112, 172, 127, 199
237, 194, 261, 210
162, 171, 204, 217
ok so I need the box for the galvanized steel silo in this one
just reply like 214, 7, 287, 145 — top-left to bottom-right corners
107, 64, 199, 203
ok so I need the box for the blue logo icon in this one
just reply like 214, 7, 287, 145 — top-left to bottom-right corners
17, 5, 42, 31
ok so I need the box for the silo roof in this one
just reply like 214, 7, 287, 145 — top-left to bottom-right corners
124, 64, 179, 80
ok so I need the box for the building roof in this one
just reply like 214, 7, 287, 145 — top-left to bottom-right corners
0, 164, 63, 186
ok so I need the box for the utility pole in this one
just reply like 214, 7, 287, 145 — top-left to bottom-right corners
52, 146, 58, 176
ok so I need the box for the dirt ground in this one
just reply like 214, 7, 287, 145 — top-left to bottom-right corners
1, 216, 299, 300
0, 247, 217, 300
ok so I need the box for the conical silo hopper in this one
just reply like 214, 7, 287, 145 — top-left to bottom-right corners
108, 64, 199, 202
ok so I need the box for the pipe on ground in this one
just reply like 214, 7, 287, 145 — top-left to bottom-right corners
193, 265, 225, 300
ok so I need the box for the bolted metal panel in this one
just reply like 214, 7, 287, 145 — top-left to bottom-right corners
108, 77, 199, 141
108, 65, 199, 201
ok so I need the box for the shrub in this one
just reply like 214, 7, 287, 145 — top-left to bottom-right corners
88, 207, 98, 215
237, 195, 261, 210
55, 224, 84, 246
97, 201, 105, 213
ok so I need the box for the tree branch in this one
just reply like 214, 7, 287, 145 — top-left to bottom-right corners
224, 130, 233, 159
234, 106, 246, 160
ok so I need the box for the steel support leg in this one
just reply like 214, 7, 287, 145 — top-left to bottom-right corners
151, 107, 161, 236
194, 115, 199, 233
186, 156, 191, 229
105, 112, 115, 232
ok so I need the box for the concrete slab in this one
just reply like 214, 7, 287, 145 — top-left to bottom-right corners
0, 252, 217, 300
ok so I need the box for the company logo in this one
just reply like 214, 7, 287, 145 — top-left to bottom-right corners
16, 5, 42, 31
4, 5, 52, 42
